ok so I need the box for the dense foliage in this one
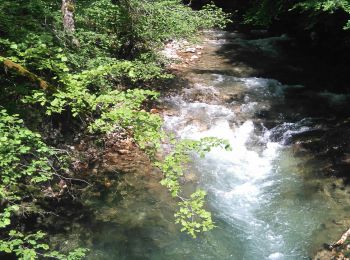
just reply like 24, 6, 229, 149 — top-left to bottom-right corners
0, 109, 88, 259
244, 0, 350, 30
0, 0, 229, 258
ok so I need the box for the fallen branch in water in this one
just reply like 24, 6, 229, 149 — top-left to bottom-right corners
329, 227, 350, 249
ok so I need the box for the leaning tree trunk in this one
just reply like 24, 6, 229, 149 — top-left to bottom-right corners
61, 0, 75, 34
1, 57, 55, 92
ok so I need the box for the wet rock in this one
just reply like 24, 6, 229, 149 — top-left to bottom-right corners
117, 149, 130, 155
184, 47, 196, 53
255, 109, 270, 119
150, 108, 159, 114
91, 168, 98, 174
182, 84, 220, 103
340, 154, 350, 164
313, 249, 337, 260
190, 55, 199, 61
288, 129, 326, 145
184, 172, 199, 182
292, 141, 310, 157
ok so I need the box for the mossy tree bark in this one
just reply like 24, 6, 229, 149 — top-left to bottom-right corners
1, 57, 54, 91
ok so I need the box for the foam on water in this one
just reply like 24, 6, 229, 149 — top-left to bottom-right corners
268, 252, 284, 259
211, 74, 287, 99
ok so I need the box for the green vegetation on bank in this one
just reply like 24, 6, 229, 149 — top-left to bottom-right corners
0, 109, 88, 259
0, 0, 229, 258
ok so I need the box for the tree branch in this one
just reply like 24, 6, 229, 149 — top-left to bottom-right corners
1, 57, 55, 92
330, 227, 350, 249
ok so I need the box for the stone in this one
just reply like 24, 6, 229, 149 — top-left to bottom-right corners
184, 47, 196, 53
150, 108, 159, 114
190, 55, 199, 61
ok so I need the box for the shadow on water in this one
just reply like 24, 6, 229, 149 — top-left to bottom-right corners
189, 31, 350, 127
214, 31, 350, 92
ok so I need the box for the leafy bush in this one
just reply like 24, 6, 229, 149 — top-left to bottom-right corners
0, 108, 87, 259
244, 0, 350, 30
0, 109, 54, 186
293, 0, 350, 30
0, 231, 87, 260
175, 190, 214, 238
125, 0, 230, 47
89, 89, 164, 149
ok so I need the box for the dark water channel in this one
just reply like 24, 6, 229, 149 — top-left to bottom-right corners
63, 31, 350, 260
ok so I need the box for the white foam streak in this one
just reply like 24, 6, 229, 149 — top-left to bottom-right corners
164, 95, 282, 240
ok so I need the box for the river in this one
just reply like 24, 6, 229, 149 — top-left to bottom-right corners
78, 30, 350, 259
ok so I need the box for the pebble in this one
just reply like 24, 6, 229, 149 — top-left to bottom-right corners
185, 47, 196, 53
190, 55, 199, 61
118, 149, 130, 154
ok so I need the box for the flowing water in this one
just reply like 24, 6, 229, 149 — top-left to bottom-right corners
78, 31, 350, 259
162, 80, 329, 259
157, 31, 350, 259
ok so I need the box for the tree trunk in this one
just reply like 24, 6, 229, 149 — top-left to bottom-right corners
61, 0, 75, 34
1, 57, 54, 92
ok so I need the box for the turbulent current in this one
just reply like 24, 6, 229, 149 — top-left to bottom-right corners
163, 78, 321, 259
